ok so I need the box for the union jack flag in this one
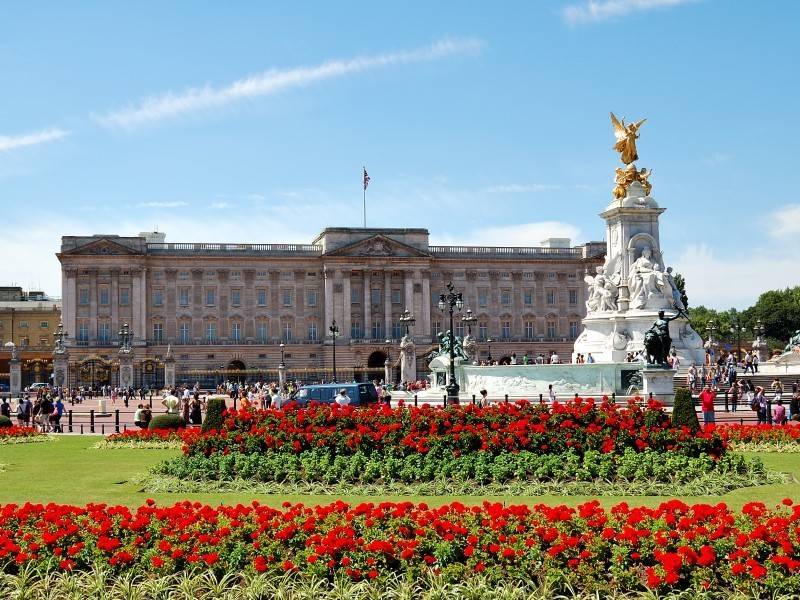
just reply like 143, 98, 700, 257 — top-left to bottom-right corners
363, 167, 370, 191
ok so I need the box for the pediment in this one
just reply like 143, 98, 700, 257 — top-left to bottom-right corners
324, 235, 430, 258
61, 238, 142, 256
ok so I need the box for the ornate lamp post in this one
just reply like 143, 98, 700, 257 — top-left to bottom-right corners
752, 318, 768, 364
461, 309, 477, 335
486, 338, 493, 364
728, 319, 747, 362
438, 282, 463, 404
399, 309, 416, 336
278, 342, 286, 389
384, 339, 392, 384
329, 320, 340, 383
705, 320, 718, 354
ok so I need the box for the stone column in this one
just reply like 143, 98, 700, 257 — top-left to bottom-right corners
363, 270, 372, 339
89, 269, 99, 343
342, 271, 352, 341
404, 270, 414, 314
384, 270, 392, 339
324, 267, 335, 334
62, 269, 78, 346
139, 268, 148, 345
421, 270, 431, 340
110, 269, 119, 336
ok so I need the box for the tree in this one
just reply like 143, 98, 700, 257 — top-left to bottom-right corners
672, 387, 699, 431
742, 287, 800, 343
673, 272, 689, 309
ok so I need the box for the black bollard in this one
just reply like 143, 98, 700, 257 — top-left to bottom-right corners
611, 392, 616, 404
68, 410, 73, 433
472, 395, 476, 405
80, 423, 84, 434
233, 397, 237, 411
414, 395, 418, 407
101, 423, 105, 435
90, 410, 95, 433
504, 394, 508, 404
115, 409, 120, 433
539, 393, 543, 403
443, 394, 447, 407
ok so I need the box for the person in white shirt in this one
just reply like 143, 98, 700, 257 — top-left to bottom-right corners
548, 384, 556, 403
335, 389, 351, 407
550, 352, 560, 364
271, 388, 282, 410
510, 353, 517, 365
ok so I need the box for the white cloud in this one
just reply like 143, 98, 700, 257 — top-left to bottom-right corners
136, 201, 190, 208
432, 221, 582, 247
767, 204, 800, 238
0, 127, 69, 152
563, 0, 697, 25
210, 201, 230, 209
486, 184, 562, 193
673, 244, 799, 310
703, 152, 731, 166
95, 37, 485, 130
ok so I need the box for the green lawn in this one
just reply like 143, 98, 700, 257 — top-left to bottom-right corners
1, 436, 798, 508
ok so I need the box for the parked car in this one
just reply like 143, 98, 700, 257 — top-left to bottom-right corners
292, 383, 378, 407
28, 383, 49, 391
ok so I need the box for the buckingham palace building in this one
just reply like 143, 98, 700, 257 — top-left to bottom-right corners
57, 228, 604, 388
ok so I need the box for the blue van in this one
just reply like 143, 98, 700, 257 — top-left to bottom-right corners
293, 383, 378, 407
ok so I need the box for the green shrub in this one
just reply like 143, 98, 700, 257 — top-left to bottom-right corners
201, 397, 227, 433
0, 415, 12, 428
149, 414, 186, 431
672, 387, 700, 431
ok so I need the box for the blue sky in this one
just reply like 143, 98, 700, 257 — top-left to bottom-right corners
2, 0, 799, 309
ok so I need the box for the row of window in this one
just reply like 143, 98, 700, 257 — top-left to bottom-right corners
432, 320, 580, 340
10, 321, 50, 329
79, 286, 579, 309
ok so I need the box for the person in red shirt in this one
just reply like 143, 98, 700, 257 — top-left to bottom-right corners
699, 384, 717, 425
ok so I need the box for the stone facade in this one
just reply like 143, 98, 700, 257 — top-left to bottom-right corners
57, 228, 603, 387
0, 293, 62, 388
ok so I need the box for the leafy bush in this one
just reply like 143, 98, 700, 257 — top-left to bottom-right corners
148, 414, 186, 431
201, 397, 227, 433
671, 387, 699, 431
0, 415, 11, 428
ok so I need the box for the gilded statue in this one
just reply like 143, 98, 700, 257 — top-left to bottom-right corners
610, 112, 646, 165
613, 164, 652, 199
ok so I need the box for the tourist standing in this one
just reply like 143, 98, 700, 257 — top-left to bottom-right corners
753, 352, 759, 373
771, 378, 784, 406
773, 399, 787, 425
753, 386, 768, 424
744, 351, 753, 374
548, 384, 556, 403
699, 384, 717, 426
478, 389, 489, 407
0, 398, 10, 419
134, 404, 145, 429
729, 381, 739, 412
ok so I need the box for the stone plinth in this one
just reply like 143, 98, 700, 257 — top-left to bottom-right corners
641, 367, 676, 404
53, 354, 69, 388
278, 364, 286, 388
119, 353, 134, 389
9, 358, 21, 397
458, 363, 643, 398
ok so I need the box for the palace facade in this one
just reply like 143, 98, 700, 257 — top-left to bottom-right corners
57, 228, 604, 388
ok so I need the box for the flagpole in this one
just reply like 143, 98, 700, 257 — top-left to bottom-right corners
362, 166, 367, 228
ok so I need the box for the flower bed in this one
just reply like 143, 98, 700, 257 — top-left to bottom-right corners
96, 428, 199, 450
145, 400, 741, 492
188, 399, 726, 459
147, 447, 776, 496
1, 499, 800, 595
0, 427, 50, 445
713, 424, 800, 453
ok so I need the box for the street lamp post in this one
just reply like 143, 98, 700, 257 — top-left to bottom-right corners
329, 320, 340, 383
438, 282, 463, 404
487, 338, 493, 364
728, 320, 747, 362
461, 309, 477, 336
705, 320, 718, 358
278, 342, 286, 389
399, 309, 416, 336
384, 339, 392, 384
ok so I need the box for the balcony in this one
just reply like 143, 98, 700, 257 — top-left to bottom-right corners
146, 243, 322, 256
428, 245, 582, 258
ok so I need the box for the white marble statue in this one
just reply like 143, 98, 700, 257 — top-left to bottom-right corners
585, 266, 619, 312
664, 267, 685, 310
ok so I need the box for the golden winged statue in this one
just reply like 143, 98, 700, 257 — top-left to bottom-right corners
610, 112, 646, 165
